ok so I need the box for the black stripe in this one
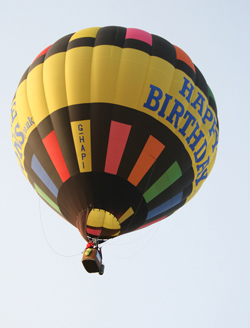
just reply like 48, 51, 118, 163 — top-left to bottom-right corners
50, 107, 79, 176
151, 34, 176, 66
94, 26, 126, 47
123, 39, 151, 55
69, 104, 91, 122
28, 55, 46, 74
18, 67, 29, 86
194, 65, 209, 98
36, 115, 54, 139
67, 37, 95, 50
45, 33, 74, 59
176, 60, 196, 82
209, 95, 218, 118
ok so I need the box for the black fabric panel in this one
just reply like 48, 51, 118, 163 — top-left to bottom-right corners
209, 95, 218, 122
28, 55, 46, 74
50, 107, 79, 176
94, 26, 126, 47
45, 34, 74, 59
123, 39, 151, 55
68, 104, 91, 122
18, 67, 29, 86
176, 60, 196, 82
67, 37, 95, 50
194, 65, 209, 98
36, 115, 54, 140
90, 103, 113, 172
58, 172, 148, 233
151, 35, 176, 66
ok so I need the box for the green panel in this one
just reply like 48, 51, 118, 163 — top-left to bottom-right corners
143, 162, 182, 203
34, 183, 61, 214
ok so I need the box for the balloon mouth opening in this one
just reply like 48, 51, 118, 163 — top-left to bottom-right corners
86, 208, 121, 239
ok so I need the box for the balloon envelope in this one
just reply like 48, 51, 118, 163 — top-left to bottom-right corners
10, 26, 219, 241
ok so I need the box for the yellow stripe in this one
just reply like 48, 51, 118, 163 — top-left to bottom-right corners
66, 47, 93, 105
114, 48, 151, 109
71, 120, 92, 172
43, 52, 68, 113
27, 63, 50, 125
90, 45, 123, 103
103, 211, 120, 230
119, 207, 134, 224
69, 27, 100, 41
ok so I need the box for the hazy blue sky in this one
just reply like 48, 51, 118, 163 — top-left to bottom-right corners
1, 1, 250, 327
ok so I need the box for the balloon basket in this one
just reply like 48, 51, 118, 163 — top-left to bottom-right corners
82, 248, 104, 275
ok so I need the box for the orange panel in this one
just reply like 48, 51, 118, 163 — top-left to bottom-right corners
128, 136, 165, 186
174, 45, 196, 73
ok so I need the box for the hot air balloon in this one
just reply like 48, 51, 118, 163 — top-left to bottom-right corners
10, 26, 219, 274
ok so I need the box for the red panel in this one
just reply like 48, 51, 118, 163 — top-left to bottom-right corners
42, 130, 70, 182
86, 227, 102, 236
105, 121, 132, 175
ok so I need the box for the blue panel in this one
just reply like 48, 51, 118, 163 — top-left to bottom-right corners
146, 192, 183, 220
31, 155, 58, 198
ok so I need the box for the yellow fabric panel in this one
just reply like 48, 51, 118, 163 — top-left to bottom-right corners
114, 48, 151, 109
103, 211, 120, 230
15, 80, 34, 135
10, 80, 36, 177
27, 63, 49, 126
65, 47, 93, 105
43, 52, 68, 113
10, 97, 28, 178
141, 56, 176, 96
87, 209, 105, 227
87, 209, 120, 231
90, 45, 122, 103
119, 207, 134, 224
69, 27, 100, 41
71, 120, 92, 172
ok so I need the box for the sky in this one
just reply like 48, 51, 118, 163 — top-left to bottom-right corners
1, 0, 250, 327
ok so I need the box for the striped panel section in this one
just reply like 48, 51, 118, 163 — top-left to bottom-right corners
143, 161, 182, 203
31, 155, 58, 197
34, 183, 61, 214
146, 192, 183, 220
128, 135, 165, 186
119, 207, 134, 224
42, 130, 70, 182
104, 121, 131, 174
